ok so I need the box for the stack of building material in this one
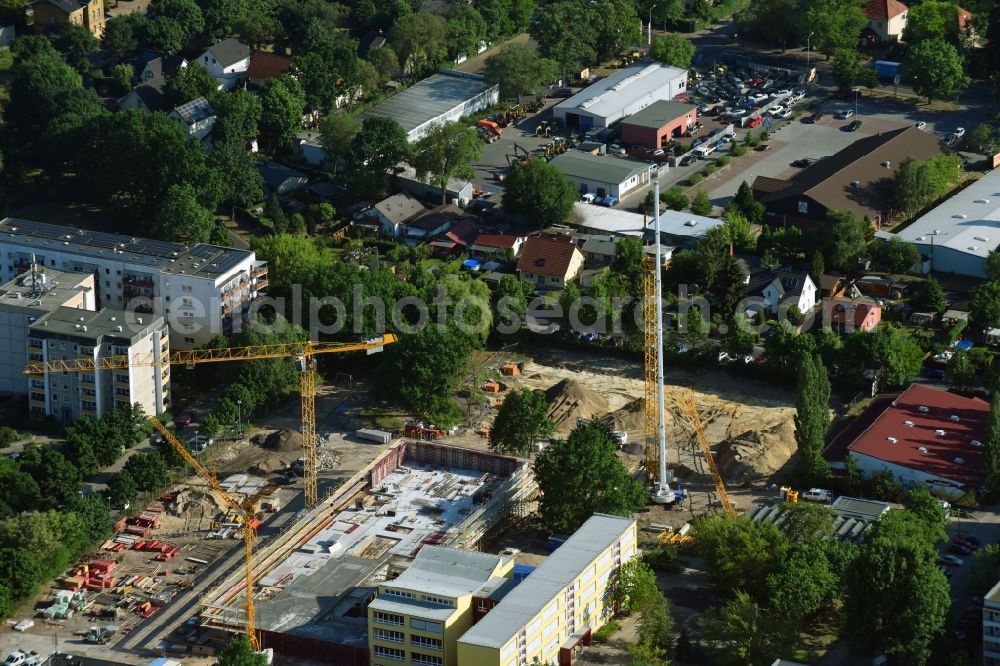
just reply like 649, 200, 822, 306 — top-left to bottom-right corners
132, 511, 162, 530
73, 560, 119, 590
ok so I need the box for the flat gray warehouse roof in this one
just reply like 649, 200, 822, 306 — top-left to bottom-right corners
359, 70, 495, 135
555, 63, 686, 120
550, 152, 648, 185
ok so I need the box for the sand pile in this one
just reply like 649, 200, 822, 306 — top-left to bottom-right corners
607, 397, 644, 433
168, 489, 227, 519
714, 421, 797, 483
253, 458, 290, 475
263, 429, 303, 452
544, 379, 609, 433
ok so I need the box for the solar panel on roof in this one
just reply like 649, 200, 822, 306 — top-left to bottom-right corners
131, 238, 187, 257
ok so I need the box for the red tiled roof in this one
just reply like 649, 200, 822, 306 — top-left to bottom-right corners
247, 52, 293, 81
840, 384, 988, 488
865, 0, 907, 20
516, 236, 581, 278
958, 7, 973, 29
431, 219, 480, 248
474, 233, 520, 249
828, 299, 880, 328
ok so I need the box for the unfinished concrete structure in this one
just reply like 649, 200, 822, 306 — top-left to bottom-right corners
200, 440, 535, 663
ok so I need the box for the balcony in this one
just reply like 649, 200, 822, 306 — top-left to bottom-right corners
251, 264, 268, 278
123, 275, 154, 288
129, 302, 155, 315
30, 393, 46, 406
254, 279, 268, 292
81, 377, 96, 388
27, 339, 42, 350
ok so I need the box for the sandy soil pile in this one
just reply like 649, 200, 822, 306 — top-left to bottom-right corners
544, 379, 610, 433
168, 489, 227, 519
262, 429, 303, 452
714, 421, 797, 483
607, 397, 645, 433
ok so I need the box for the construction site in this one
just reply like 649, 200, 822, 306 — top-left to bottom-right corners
198, 439, 535, 662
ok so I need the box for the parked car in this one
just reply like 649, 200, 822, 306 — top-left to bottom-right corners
177, 413, 194, 426
747, 116, 764, 127
915, 120, 927, 130
791, 158, 815, 168
775, 108, 793, 119
806, 112, 825, 123
949, 543, 972, 556
767, 105, 787, 116
749, 93, 769, 104
580, 193, 596, 203
837, 109, 855, 119
595, 195, 618, 207
953, 537, 978, 550
726, 109, 748, 119
939, 565, 953, 578
943, 554, 965, 566
692, 137, 705, 148
789, 90, 806, 102
952, 127, 966, 139
770, 88, 792, 98
847, 120, 862, 131
680, 155, 697, 166
801, 488, 833, 502
755, 143, 770, 151
708, 127, 723, 138
963, 535, 983, 546
697, 104, 709, 113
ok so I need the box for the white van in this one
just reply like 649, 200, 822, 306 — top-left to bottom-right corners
693, 143, 717, 159
802, 488, 833, 503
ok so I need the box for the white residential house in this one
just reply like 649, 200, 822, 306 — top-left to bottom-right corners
168, 97, 216, 140
358, 193, 425, 239
197, 38, 251, 90
746, 268, 817, 315
138, 54, 187, 82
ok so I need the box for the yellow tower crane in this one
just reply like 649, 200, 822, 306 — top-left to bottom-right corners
24, 336, 397, 509
149, 417, 263, 649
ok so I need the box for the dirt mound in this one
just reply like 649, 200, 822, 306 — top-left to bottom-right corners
253, 458, 290, 475
263, 429, 303, 452
622, 442, 645, 457
544, 379, 609, 433
714, 421, 797, 483
606, 397, 644, 433
168, 489, 227, 519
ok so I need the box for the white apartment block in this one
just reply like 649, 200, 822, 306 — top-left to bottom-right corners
0, 218, 268, 349
985, 579, 1000, 665
0, 266, 170, 422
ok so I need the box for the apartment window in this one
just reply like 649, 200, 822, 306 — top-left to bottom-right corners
51, 394, 58, 401
410, 619, 442, 633
182, 297, 192, 306
373, 629, 404, 644
373, 612, 404, 627
115, 388, 130, 397
371, 646, 404, 661
183, 312, 193, 318
385, 589, 414, 599
106, 281, 110, 287
411, 653, 442, 666
411, 636, 442, 650
82, 400, 97, 411
184, 337, 195, 344
421, 595, 452, 606
184, 324, 193, 332
182, 285, 193, 293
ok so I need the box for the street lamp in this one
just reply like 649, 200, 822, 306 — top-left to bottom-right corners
648, 4, 657, 46
236, 399, 243, 439
806, 32, 815, 68
853, 87, 861, 118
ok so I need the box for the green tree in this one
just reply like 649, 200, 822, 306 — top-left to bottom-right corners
153, 184, 216, 243
723, 209, 755, 251
489, 389, 554, 456
0, 427, 18, 447
390, 10, 449, 76
902, 0, 959, 44
945, 350, 976, 391
149, 0, 204, 45
894, 154, 964, 217
650, 33, 695, 68
766, 543, 838, 626
778, 501, 836, 544
591, 0, 640, 61
375, 325, 477, 425
691, 514, 788, 601
804, 0, 867, 56
318, 113, 360, 174
734, 0, 804, 48
904, 38, 970, 103
502, 158, 577, 229
663, 185, 689, 211
830, 47, 878, 92
913, 276, 946, 313
413, 121, 483, 204
633, 591, 673, 664
351, 116, 411, 194
871, 237, 921, 279
210, 138, 264, 209
701, 590, 794, 666
841, 326, 924, 390
690, 189, 713, 215
163, 63, 218, 108
59, 23, 98, 75
212, 88, 262, 145
530, 0, 597, 75
731, 181, 764, 226
986, 248, 1000, 282
0, 548, 43, 601
483, 43, 559, 99
985, 395, 1000, 499
713, 256, 750, 321
367, 46, 400, 82
794, 354, 831, 484
260, 75, 306, 149
446, 4, 487, 60
842, 511, 950, 664
971, 280, 1000, 327
822, 210, 870, 273
103, 15, 142, 63
902, 485, 947, 529
533, 421, 646, 533
606, 557, 660, 614
218, 636, 268, 666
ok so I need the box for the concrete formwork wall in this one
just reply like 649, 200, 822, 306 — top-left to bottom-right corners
370, 441, 408, 488
261, 630, 370, 665
405, 440, 519, 476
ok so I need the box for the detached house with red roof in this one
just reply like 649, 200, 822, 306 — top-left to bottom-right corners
825, 384, 988, 502
862, 0, 908, 45
516, 236, 585, 290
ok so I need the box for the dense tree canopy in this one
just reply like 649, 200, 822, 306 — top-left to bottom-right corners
489, 389, 554, 456
412, 121, 483, 204
904, 38, 970, 103
533, 421, 646, 533
650, 33, 696, 68
502, 158, 577, 228
483, 44, 559, 99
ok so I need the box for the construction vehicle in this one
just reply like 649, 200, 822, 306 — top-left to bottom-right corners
477, 119, 502, 136
535, 122, 552, 137
779, 486, 799, 503
85, 625, 119, 644
404, 421, 443, 440
25, 336, 396, 510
